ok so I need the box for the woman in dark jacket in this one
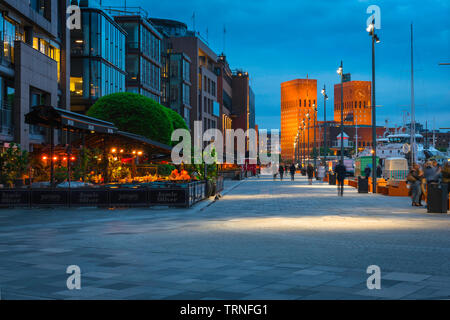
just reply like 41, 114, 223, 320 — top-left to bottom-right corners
289, 164, 296, 181
278, 165, 285, 181
307, 164, 314, 185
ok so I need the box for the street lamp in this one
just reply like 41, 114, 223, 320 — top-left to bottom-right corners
337, 61, 344, 164
301, 120, 305, 167
312, 104, 318, 171
306, 113, 310, 166
367, 18, 380, 194
321, 85, 329, 164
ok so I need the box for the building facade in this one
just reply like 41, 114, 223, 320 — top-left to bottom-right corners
280, 78, 317, 162
150, 19, 219, 132
70, 3, 126, 114
334, 78, 372, 126
230, 70, 256, 155
150, 18, 191, 125
0, 0, 70, 151
114, 15, 162, 103
217, 54, 233, 134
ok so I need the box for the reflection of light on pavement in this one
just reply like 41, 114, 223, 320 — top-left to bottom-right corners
201, 216, 440, 232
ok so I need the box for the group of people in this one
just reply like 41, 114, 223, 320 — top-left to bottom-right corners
363, 164, 383, 179
407, 160, 450, 207
275, 164, 317, 184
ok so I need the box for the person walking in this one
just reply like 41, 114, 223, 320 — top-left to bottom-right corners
335, 160, 347, 196
364, 165, 372, 179
442, 161, 450, 192
376, 164, 382, 178
289, 163, 296, 181
278, 165, 285, 181
307, 164, 314, 185
407, 163, 424, 207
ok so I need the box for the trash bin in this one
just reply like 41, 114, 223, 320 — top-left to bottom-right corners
328, 173, 336, 185
427, 183, 448, 213
358, 176, 369, 193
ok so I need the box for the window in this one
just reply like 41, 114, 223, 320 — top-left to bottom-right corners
170, 85, 178, 102
182, 83, 190, 105
30, 90, 47, 137
0, 78, 13, 135
204, 76, 207, 92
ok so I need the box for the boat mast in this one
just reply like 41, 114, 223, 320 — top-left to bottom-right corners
410, 23, 417, 165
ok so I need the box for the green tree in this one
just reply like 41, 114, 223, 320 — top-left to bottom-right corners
87, 92, 173, 145
162, 107, 188, 146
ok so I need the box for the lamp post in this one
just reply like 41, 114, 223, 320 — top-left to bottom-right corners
321, 85, 328, 164
313, 104, 317, 171
301, 121, 305, 167
306, 113, 310, 166
367, 18, 380, 194
337, 61, 344, 164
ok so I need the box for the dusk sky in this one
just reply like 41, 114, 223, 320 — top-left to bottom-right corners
108, 0, 449, 131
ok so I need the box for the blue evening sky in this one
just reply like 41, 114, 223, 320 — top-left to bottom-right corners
106, 0, 450, 131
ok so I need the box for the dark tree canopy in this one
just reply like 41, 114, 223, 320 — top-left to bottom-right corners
87, 92, 176, 146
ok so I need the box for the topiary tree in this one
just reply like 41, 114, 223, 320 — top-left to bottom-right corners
162, 107, 188, 146
87, 92, 173, 146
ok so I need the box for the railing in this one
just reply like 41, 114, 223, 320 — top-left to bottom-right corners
384, 170, 408, 181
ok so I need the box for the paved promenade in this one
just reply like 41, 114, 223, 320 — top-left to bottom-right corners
0, 176, 449, 300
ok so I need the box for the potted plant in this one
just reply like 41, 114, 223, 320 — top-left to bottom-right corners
0, 143, 29, 188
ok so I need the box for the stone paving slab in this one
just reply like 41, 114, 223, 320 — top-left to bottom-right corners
0, 177, 449, 300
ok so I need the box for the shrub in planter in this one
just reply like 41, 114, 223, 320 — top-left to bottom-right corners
54, 166, 69, 184
158, 164, 176, 176
0, 143, 29, 187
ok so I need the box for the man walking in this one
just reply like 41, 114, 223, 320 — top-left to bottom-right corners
306, 164, 314, 185
335, 160, 347, 196
364, 165, 372, 179
278, 165, 285, 181
289, 163, 296, 181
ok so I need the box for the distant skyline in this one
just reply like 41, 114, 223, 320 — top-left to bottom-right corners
105, 0, 450, 131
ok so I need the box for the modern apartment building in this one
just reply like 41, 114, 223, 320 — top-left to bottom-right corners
70, 1, 126, 114
150, 18, 191, 124
334, 76, 372, 126
280, 78, 317, 161
114, 14, 162, 103
217, 54, 233, 133
231, 70, 256, 154
0, 0, 70, 151
150, 19, 219, 132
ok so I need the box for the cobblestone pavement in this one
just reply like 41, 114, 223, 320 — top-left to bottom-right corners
0, 176, 449, 300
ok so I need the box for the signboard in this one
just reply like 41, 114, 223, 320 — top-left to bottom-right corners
0, 190, 30, 207
109, 189, 148, 206
31, 189, 69, 206
149, 189, 187, 206
70, 189, 109, 207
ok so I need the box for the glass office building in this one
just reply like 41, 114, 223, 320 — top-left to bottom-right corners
71, 6, 126, 113
114, 15, 162, 103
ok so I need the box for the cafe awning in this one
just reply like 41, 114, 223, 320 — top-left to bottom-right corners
25, 105, 118, 134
